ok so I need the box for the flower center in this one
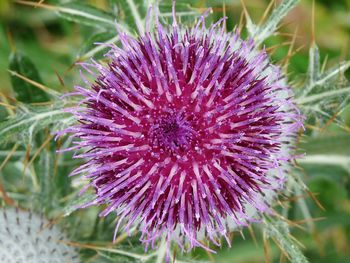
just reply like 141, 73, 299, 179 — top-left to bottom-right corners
149, 113, 195, 153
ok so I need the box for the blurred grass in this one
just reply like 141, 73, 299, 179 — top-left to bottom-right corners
0, 0, 350, 263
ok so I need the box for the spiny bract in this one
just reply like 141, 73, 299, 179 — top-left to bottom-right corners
61, 6, 302, 252
0, 207, 79, 263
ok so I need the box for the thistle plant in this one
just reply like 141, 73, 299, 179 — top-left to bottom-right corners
1, 0, 350, 263
58, 4, 304, 255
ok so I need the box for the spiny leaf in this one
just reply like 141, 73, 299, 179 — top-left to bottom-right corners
9, 52, 50, 103
299, 43, 349, 98
0, 104, 74, 145
297, 44, 350, 126
248, 0, 300, 46
315, 62, 350, 87
264, 217, 309, 263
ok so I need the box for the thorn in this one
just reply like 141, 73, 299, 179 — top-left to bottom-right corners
24, 134, 53, 174
64, 61, 79, 77
276, 20, 295, 33
22, 143, 31, 177
307, 190, 326, 211
276, 32, 302, 38
321, 55, 328, 74
279, 250, 287, 263
222, 0, 226, 33
293, 217, 326, 225
240, 0, 250, 25
14, 0, 55, 11
311, 227, 325, 256
271, 236, 290, 260
54, 70, 66, 88
0, 144, 18, 206
304, 123, 322, 131
280, 193, 309, 203
287, 232, 306, 248
265, 41, 293, 53
0, 144, 18, 172
0, 102, 16, 110
238, 8, 245, 33
204, 245, 216, 263
272, 211, 306, 231
263, 232, 270, 263
340, 37, 350, 62
239, 229, 245, 240
311, 0, 316, 44
7, 70, 57, 96
34, 0, 45, 8
39, 213, 64, 234
248, 225, 258, 247
320, 110, 341, 133
172, 245, 177, 263
283, 27, 299, 72
6, 28, 16, 53
0, 94, 15, 116
259, 0, 275, 26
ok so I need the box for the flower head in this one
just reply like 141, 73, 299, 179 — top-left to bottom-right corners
0, 208, 79, 263
61, 5, 302, 252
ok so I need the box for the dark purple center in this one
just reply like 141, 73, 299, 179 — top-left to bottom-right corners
149, 113, 195, 153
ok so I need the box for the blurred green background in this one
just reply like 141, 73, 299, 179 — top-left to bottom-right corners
0, 0, 350, 263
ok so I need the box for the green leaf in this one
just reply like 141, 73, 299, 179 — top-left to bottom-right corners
9, 52, 50, 103
0, 104, 74, 145
249, 0, 300, 46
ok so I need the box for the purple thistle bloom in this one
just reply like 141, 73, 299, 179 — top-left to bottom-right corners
60, 5, 303, 253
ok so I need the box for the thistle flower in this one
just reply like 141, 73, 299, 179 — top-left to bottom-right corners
61, 5, 302, 252
0, 207, 79, 263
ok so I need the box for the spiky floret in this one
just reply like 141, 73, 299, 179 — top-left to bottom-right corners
60, 7, 302, 252
0, 207, 79, 263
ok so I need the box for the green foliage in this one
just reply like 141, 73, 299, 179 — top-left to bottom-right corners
246, 0, 300, 46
